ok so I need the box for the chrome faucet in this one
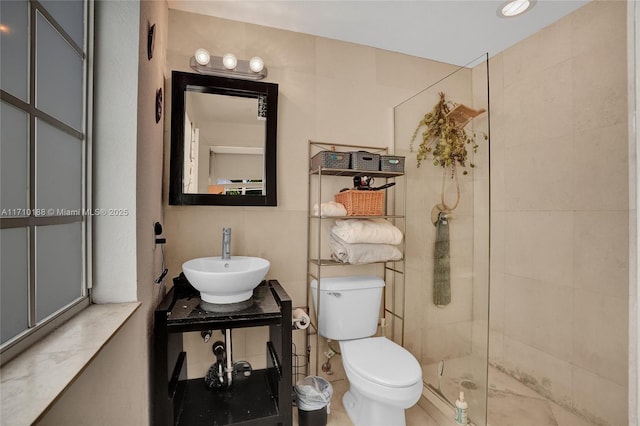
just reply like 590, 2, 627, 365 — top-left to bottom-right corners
222, 227, 231, 259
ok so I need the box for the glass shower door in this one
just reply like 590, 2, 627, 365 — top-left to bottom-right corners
393, 54, 490, 426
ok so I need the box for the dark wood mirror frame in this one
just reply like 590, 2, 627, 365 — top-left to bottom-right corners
169, 71, 278, 206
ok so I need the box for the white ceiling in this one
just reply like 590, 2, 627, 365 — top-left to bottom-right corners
167, 0, 590, 66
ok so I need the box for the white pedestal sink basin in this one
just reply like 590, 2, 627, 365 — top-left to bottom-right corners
182, 256, 270, 304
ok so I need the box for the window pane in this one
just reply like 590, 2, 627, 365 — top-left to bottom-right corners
1, 227, 29, 344
36, 223, 82, 322
1, 101, 29, 214
35, 11, 83, 131
35, 119, 82, 215
0, 0, 29, 101
38, 0, 84, 49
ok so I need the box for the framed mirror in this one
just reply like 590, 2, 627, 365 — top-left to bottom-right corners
169, 71, 278, 206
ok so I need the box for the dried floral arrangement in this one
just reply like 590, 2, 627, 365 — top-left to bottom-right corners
410, 92, 487, 175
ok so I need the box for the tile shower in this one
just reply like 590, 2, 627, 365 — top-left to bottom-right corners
394, 2, 629, 425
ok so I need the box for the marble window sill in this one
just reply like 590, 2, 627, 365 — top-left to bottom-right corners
0, 302, 141, 426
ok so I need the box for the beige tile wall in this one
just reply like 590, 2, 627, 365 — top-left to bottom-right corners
163, 10, 461, 378
487, 2, 629, 425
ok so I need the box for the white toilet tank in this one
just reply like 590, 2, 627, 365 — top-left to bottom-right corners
310, 275, 384, 340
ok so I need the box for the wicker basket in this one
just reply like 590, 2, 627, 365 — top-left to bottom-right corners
335, 190, 384, 216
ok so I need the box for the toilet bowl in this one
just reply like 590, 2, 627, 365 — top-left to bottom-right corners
339, 337, 422, 426
310, 276, 423, 425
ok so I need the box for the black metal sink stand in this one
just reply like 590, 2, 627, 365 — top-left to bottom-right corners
153, 280, 292, 426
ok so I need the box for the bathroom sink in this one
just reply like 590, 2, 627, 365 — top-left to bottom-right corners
182, 256, 270, 304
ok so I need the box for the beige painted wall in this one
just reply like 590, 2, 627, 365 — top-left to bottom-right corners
488, 2, 629, 425
163, 9, 464, 377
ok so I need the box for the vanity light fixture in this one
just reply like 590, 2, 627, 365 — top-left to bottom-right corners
498, 0, 535, 17
190, 49, 268, 80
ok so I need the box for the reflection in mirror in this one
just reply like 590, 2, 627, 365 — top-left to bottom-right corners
169, 71, 278, 206
183, 93, 265, 195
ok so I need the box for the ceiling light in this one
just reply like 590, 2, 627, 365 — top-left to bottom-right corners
194, 48, 210, 65
499, 0, 534, 17
222, 53, 237, 70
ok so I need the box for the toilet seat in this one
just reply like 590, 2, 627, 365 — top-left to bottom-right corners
340, 337, 421, 388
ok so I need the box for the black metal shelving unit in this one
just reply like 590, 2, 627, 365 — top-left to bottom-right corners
153, 280, 292, 426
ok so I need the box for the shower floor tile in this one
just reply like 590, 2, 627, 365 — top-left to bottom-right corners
487, 367, 597, 426
422, 356, 600, 426
488, 388, 559, 426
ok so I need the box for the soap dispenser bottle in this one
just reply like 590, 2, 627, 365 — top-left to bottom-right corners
455, 391, 468, 425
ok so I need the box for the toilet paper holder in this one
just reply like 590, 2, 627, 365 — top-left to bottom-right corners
292, 308, 310, 330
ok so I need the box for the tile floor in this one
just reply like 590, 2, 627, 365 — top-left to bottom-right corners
293, 378, 440, 426
300, 360, 602, 426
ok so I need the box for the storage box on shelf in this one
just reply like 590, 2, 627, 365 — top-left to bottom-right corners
349, 151, 380, 171
310, 151, 350, 170
310, 149, 404, 174
380, 155, 405, 173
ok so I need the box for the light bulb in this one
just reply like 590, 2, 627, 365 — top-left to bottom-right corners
194, 48, 210, 65
249, 56, 265, 73
500, 0, 531, 17
222, 53, 237, 70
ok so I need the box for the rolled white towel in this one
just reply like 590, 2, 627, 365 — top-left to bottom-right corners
329, 233, 402, 265
313, 201, 347, 217
331, 218, 403, 245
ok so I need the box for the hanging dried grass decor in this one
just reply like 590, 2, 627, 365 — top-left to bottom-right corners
410, 92, 487, 175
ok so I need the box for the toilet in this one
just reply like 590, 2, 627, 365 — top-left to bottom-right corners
310, 276, 422, 426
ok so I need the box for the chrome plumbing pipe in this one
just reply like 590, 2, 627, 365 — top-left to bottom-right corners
225, 328, 233, 386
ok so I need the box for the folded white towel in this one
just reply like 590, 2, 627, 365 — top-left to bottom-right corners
331, 218, 403, 245
313, 201, 347, 217
329, 234, 402, 265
